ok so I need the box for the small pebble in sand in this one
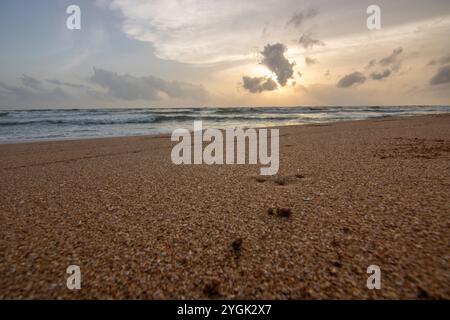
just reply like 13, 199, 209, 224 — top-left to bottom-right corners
203, 279, 221, 298
268, 207, 292, 218
231, 238, 243, 252
274, 177, 286, 186
254, 176, 266, 183
277, 208, 292, 218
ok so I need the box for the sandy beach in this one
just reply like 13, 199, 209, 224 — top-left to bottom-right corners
0, 114, 449, 299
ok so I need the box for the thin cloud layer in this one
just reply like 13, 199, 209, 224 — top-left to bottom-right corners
0, 81, 71, 106
379, 47, 403, 71
287, 7, 318, 27
20, 75, 44, 91
0, 68, 210, 108
260, 43, 295, 86
336, 72, 366, 88
365, 59, 376, 70
242, 76, 278, 93
428, 53, 450, 66
46, 79, 87, 89
298, 32, 325, 49
90, 68, 209, 101
305, 56, 318, 66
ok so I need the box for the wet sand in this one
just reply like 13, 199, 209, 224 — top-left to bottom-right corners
0, 114, 449, 299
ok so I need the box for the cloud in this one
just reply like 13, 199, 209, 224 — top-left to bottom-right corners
428, 53, 450, 66
370, 69, 392, 80
0, 81, 32, 97
287, 7, 318, 28
104, 0, 313, 64
305, 56, 318, 66
429, 65, 450, 85
0, 69, 210, 107
362, 48, 404, 79
90, 67, 209, 101
0, 82, 30, 95
365, 59, 376, 70
260, 43, 295, 86
298, 32, 325, 49
242, 76, 277, 93
46, 79, 87, 89
379, 47, 403, 71
0, 81, 71, 106
336, 72, 366, 88
20, 75, 44, 91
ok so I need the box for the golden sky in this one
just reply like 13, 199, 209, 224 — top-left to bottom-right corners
0, 0, 449, 108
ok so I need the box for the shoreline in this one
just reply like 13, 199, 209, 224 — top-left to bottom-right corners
1, 112, 449, 146
1, 113, 449, 299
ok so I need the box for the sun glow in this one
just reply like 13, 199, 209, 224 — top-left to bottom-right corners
254, 64, 275, 79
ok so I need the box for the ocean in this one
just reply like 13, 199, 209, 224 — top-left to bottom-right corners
0, 106, 449, 143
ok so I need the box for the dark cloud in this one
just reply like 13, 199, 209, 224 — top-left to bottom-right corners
305, 56, 318, 66
0, 69, 209, 107
336, 72, 366, 88
46, 79, 87, 89
429, 65, 450, 85
260, 43, 295, 86
242, 76, 277, 93
90, 67, 209, 101
370, 69, 391, 80
379, 47, 403, 71
428, 53, 450, 66
362, 48, 403, 78
298, 32, 325, 49
287, 8, 318, 28
0, 81, 70, 105
20, 75, 44, 91
20, 76, 88, 91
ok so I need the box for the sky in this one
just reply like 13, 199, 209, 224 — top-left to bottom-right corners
0, 0, 449, 109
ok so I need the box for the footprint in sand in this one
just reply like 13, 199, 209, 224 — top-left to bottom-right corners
252, 174, 307, 186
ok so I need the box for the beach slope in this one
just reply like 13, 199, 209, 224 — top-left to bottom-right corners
0, 114, 449, 299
